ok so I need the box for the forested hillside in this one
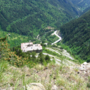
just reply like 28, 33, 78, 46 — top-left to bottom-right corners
60, 10, 90, 61
69, 0, 90, 12
0, 0, 78, 38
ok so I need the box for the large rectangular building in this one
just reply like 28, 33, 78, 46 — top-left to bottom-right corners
21, 42, 42, 52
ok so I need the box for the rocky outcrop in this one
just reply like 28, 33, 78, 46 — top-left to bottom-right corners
51, 85, 58, 90
79, 62, 90, 77
26, 83, 46, 90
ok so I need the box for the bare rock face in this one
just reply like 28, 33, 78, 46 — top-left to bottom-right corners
26, 83, 46, 90
51, 85, 58, 90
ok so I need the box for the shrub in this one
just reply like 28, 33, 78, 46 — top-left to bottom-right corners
45, 55, 50, 62
87, 82, 90, 88
87, 76, 90, 88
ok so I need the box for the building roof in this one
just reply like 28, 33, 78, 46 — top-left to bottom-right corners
21, 42, 42, 52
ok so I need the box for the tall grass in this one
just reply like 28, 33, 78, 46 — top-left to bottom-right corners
0, 60, 9, 82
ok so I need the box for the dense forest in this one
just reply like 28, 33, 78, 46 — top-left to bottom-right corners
60, 10, 90, 61
0, 0, 79, 38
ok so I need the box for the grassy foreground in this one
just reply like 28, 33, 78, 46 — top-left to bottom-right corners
0, 60, 89, 90
0, 37, 90, 90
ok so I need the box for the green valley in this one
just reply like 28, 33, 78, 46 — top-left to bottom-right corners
0, 0, 90, 90
0, 0, 78, 38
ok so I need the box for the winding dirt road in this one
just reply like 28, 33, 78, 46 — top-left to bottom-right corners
51, 30, 62, 45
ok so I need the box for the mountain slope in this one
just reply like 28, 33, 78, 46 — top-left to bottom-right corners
69, 0, 90, 12
0, 0, 78, 37
60, 10, 90, 61
0, 38, 90, 90
81, 6, 90, 15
